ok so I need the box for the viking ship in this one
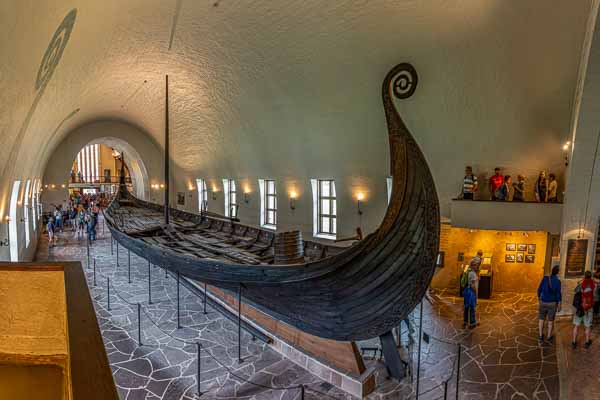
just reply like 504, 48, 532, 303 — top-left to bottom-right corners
104, 63, 440, 342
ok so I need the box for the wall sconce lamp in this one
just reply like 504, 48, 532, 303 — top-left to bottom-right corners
563, 141, 571, 166
61, 184, 66, 188
289, 190, 297, 210
356, 192, 364, 215
160, 184, 165, 189
51, 184, 56, 189
243, 188, 250, 204
5, 215, 11, 222
212, 187, 218, 200
44, 184, 48, 189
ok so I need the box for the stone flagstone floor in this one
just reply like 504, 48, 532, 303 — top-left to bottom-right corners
36, 225, 359, 400
35, 219, 561, 399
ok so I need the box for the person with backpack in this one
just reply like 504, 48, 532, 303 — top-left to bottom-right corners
489, 168, 504, 200
463, 279, 478, 329
572, 270, 596, 349
495, 175, 512, 201
537, 266, 562, 344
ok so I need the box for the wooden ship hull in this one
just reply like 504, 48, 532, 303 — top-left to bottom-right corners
104, 63, 440, 342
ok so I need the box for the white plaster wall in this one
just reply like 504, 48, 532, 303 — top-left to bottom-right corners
0, 1, 593, 257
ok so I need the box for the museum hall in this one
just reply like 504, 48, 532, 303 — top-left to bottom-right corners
2, 1, 600, 399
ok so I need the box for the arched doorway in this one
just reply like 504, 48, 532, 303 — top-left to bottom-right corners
71, 137, 149, 200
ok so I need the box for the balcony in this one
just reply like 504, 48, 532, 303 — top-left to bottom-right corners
450, 199, 562, 234
69, 176, 132, 188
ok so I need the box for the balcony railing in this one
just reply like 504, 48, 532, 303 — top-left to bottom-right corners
450, 199, 562, 234
69, 176, 132, 184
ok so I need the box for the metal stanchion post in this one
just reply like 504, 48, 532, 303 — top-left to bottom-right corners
444, 381, 448, 400
148, 260, 152, 304
416, 300, 424, 400
238, 284, 243, 364
300, 385, 305, 400
128, 249, 131, 284
203, 282, 207, 314
93, 258, 97, 286
177, 271, 181, 328
137, 303, 142, 346
110, 237, 113, 255
197, 342, 202, 396
116, 241, 119, 267
107, 277, 111, 311
456, 344, 461, 400
87, 238, 90, 269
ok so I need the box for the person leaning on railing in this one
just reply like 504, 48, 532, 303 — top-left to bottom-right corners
460, 165, 478, 200
512, 175, 525, 202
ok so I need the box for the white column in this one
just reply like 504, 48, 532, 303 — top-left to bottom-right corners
560, 4, 600, 276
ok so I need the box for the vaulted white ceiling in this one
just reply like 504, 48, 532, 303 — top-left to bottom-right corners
0, 0, 594, 217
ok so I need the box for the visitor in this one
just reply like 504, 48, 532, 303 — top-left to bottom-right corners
70, 206, 77, 230
548, 173, 558, 202
77, 170, 83, 183
77, 209, 86, 238
537, 266, 561, 345
46, 217, 55, 248
70, 169, 75, 183
535, 171, 548, 203
89, 211, 97, 241
512, 175, 525, 202
54, 206, 63, 232
496, 175, 511, 201
572, 270, 596, 349
463, 279, 477, 329
462, 166, 478, 200
594, 266, 600, 315
467, 250, 483, 295
86, 212, 97, 242
489, 168, 504, 201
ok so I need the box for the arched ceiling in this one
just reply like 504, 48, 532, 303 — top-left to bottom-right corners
0, 0, 594, 217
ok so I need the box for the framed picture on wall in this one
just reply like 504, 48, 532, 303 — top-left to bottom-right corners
517, 244, 527, 252
177, 192, 185, 206
516, 252, 524, 263
505, 254, 515, 263
527, 244, 536, 254
525, 255, 535, 263
506, 243, 516, 252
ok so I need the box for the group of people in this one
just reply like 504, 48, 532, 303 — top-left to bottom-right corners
537, 266, 600, 349
462, 251, 600, 349
462, 166, 559, 202
45, 193, 103, 248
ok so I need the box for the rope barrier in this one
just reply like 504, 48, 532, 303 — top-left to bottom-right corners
87, 255, 347, 399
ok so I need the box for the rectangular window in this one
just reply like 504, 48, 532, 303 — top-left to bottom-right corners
259, 179, 277, 229
196, 179, 208, 212
31, 179, 37, 232
9, 180, 21, 262
311, 179, 336, 239
24, 180, 31, 248
223, 179, 237, 218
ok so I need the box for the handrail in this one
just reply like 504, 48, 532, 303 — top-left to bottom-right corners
69, 176, 132, 184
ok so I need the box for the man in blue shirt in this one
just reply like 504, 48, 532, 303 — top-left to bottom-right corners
537, 266, 562, 344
